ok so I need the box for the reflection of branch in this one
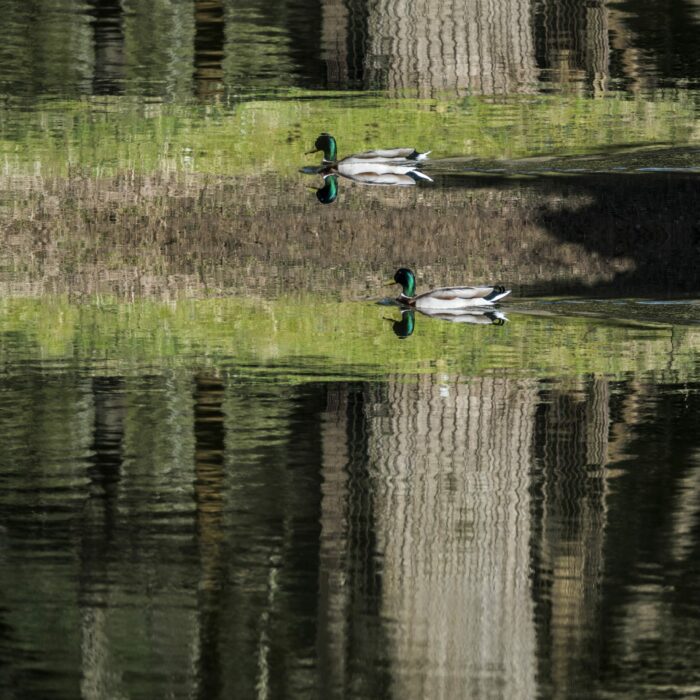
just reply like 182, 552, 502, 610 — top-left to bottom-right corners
607, 6, 645, 93
194, 0, 225, 100
193, 373, 226, 696
321, 0, 350, 86
606, 379, 644, 465
255, 558, 281, 699
194, 374, 226, 591
668, 453, 700, 563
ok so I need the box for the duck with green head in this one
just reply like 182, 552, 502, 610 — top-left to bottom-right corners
307, 133, 431, 165
389, 268, 510, 310
306, 133, 433, 187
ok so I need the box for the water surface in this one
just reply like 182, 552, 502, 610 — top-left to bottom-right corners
1, 1, 700, 699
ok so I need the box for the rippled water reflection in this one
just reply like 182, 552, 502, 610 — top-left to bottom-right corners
1, 0, 700, 698
1, 300, 700, 699
1, 0, 700, 99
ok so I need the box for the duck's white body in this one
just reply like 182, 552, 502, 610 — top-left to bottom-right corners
336, 160, 433, 185
401, 286, 511, 309
417, 308, 507, 324
309, 133, 431, 168
337, 147, 431, 164
391, 268, 510, 311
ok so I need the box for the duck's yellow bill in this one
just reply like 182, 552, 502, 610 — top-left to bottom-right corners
384, 280, 396, 286
305, 149, 318, 155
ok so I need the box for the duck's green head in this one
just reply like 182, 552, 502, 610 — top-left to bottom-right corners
316, 175, 338, 204
391, 310, 415, 339
393, 268, 416, 298
308, 133, 337, 162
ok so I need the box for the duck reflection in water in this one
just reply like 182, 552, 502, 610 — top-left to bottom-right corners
305, 164, 432, 203
383, 266, 510, 337
302, 165, 432, 204
302, 132, 432, 204
386, 307, 507, 339
314, 174, 338, 204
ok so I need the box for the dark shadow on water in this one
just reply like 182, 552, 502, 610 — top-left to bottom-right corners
432, 168, 700, 298
1, 154, 698, 301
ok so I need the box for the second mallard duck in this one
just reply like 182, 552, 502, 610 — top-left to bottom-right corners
307, 133, 430, 164
389, 268, 510, 309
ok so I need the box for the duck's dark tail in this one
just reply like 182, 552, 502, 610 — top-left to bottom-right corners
406, 169, 433, 183
485, 286, 511, 302
485, 311, 508, 325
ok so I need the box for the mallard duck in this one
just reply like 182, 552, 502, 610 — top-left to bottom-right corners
388, 268, 510, 309
311, 165, 430, 205
330, 161, 432, 184
418, 308, 508, 324
307, 133, 430, 165
386, 308, 506, 339
311, 161, 431, 190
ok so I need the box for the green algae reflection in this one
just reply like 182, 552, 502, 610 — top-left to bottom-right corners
1, 91, 698, 177
1, 296, 698, 382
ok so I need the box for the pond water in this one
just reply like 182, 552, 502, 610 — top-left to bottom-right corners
1, 1, 700, 699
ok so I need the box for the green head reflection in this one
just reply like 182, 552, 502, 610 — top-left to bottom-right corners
388, 309, 415, 339
316, 175, 338, 204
